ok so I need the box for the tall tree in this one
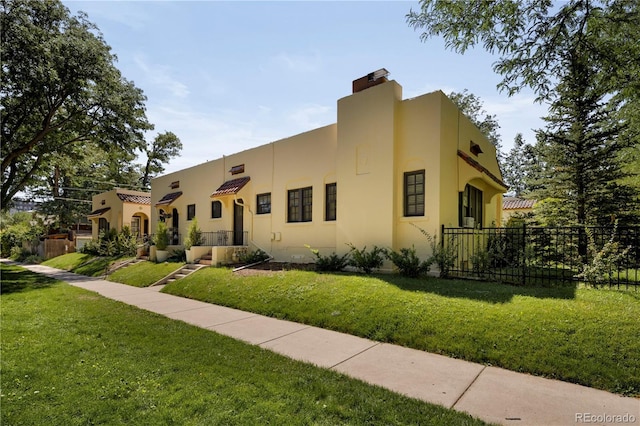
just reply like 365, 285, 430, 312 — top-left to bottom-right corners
408, 0, 640, 224
140, 132, 183, 190
502, 133, 533, 197
534, 51, 637, 225
448, 90, 502, 150
1, 0, 152, 209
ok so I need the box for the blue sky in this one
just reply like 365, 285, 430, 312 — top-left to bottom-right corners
64, 1, 548, 175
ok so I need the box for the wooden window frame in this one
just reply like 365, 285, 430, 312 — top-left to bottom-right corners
325, 183, 337, 221
211, 200, 222, 219
288, 187, 312, 223
404, 170, 425, 217
187, 204, 196, 221
256, 193, 271, 215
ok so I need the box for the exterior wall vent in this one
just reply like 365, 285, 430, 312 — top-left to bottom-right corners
229, 164, 245, 175
352, 68, 390, 93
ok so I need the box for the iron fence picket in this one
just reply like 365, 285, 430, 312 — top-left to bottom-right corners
442, 225, 639, 290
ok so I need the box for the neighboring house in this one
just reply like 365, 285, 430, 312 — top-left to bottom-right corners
502, 197, 536, 223
88, 189, 151, 240
151, 70, 507, 265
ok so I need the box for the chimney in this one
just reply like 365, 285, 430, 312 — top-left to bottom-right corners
352, 68, 390, 93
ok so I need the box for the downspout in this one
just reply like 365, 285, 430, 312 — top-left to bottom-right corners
233, 195, 273, 259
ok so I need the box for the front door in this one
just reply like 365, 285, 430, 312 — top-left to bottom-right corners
233, 200, 243, 246
172, 208, 179, 245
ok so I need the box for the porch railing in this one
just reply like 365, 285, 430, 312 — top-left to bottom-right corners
200, 231, 248, 247
149, 231, 247, 247
441, 225, 639, 289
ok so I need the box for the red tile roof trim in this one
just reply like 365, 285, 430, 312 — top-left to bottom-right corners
457, 150, 508, 189
88, 207, 111, 218
211, 177, 251, 197
503, 197, 536, 210
117, 193, 151, 204
155, 191, 183, 206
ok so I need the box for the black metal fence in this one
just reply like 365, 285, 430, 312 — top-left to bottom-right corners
200, 231, 248, 247
441, 225, 639, 289
148, 231, 247, 247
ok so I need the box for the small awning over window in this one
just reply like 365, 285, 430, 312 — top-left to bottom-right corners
155, 191, 183, 206
87, 207, 111, 218
211, 177, 250, 197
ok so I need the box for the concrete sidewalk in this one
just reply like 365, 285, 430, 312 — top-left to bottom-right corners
16, 263, 640, 426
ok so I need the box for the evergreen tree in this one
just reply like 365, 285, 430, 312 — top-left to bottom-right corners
534, 52, 637, 226
502, 133, 530, 197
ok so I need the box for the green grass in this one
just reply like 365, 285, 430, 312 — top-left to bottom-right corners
1, 263, 486, 425
41, 252, 127, 277
108, 261, 185, 287
162, 268, 640, 396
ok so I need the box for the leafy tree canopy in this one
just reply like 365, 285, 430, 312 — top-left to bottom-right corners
448, 90, 502, 150
408, 0, 640, 102
140, 131, 183, 190
1, 0, 152, 208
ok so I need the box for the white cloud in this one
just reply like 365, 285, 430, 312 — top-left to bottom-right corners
271, 51, 322, 73
133, 55, 190, 99
286, 104, 333, 130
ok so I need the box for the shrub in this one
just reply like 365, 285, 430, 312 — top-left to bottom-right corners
238, 248, 270, 264
167, 248, 186, 262
80, 228, 137, 257
184, 218, 203, 250
154, 222, 169, 250
412, 225, 458, 278
386, 246, 431, 278
306, 245, 351, 272
347, 244, 386, 274
0, 212, 44, 257
575, 222, 631, 287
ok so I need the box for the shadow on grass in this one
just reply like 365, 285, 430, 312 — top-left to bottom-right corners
373, 273, 577, 303
0, 264, 58, 295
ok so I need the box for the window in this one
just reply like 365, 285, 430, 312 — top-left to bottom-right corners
459, 184, 483, 228
170, 181, 180, 189
288, 187, 312, 222
131, 216, 141, 237
404, 170, 425, 216
211, 201, 222, 219
325, 183, 337, 221
187, 204, 196, 221
256, 193, 271, 214
98, 218, 109, 233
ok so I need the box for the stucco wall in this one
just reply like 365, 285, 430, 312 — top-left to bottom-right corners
150, 78, 506, 265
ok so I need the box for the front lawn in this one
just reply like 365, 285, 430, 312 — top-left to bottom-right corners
41, 252, 128, 277
108, 261, 184, 287
1, 264, 485, 425
162, 268, 640, 396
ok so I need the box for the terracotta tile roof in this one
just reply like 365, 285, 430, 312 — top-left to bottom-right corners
117, 192, 151, 204
211, 177, 251, 197
155, 191, 183, 206
503, 197, 536, 210
87, 207, 111, 218
457, 150, 508, 189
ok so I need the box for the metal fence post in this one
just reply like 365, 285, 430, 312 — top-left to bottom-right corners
522, 223, 527, 286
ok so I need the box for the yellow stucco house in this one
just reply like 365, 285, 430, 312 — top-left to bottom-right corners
151, 70, 507, 266
88, 188, 151, 240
